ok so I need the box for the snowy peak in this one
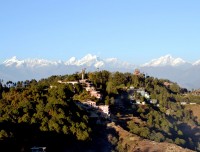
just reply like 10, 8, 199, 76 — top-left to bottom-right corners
65, 54, 134, 68
3, 56, 25, 67
193, 60, 200, 66
65, 54, 104, 68
24, 59, 60, 67
142, 55, 188, 67
76, 54, 102, 67
65, 57, 77, 65
3, 56, 60, 68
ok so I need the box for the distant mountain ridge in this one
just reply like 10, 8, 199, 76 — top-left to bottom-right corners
142, 54, 191, 67
3, 54, 134, 69
1, 54, 200, 90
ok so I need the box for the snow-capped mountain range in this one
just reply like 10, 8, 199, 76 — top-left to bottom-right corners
3, 54, 134, 69
142, 55, 189, 67
1, 54, 200, 89
3, 56, 62, 68
3, 54, 199, 68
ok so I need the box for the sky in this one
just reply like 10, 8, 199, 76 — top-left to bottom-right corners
1, 0, 200, 64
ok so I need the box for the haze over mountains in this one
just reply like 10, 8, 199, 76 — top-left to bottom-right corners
1, 54, 200, 90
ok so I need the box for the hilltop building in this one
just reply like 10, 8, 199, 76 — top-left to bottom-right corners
134, 69, 141, 76
82, 68, 86, 80
163, 82, 173, 87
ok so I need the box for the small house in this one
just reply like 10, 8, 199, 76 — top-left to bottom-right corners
150, 99, 158, 104
98, 105, 109, 115
31, 147, 46, 152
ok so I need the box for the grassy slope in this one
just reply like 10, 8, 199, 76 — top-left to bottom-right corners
107, 122, 194, 152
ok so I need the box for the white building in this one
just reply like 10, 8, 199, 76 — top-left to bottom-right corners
82, 101, 110, 117
136, 100, 141, 104
180, 102, 187, 105
144, 93, 150, 99
83, 100, 97, 108
150, 99, 158, 104
98, 105, 109, 115
57, 80, 78, 85
190, 103, 196, 105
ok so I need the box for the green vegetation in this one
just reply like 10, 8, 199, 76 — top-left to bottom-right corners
0, 78, 91, 151
184, 94, 200, 104
0, 70, 199, 151
87, 71, 199, 150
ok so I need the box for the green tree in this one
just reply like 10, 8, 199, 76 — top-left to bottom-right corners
105, 96, 110, 105
106, 81, 118, 95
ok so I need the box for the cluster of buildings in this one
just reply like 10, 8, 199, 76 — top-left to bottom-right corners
58, 69, 102, 100
83, 80, 102, 99
128, 86, 158, 106
58, 69, 108, 117
136, 88, 150, 99
82, 100, 109, 117
2, 81, 29, 88
58, 79, 102, 100
57, 78, 109, 117
80, 77, 109, 117
191, 89, 200, 96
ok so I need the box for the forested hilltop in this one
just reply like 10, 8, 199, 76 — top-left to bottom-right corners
0, 70, 200, 151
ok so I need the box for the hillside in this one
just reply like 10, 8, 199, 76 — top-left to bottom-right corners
185, 104, 200, 122
107, 122, 194, 152
0, 71, 200, 151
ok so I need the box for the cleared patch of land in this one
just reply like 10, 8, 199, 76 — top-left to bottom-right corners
185, 104, 200, 122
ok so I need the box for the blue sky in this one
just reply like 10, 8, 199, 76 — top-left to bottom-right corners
1, 0, 200, 64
